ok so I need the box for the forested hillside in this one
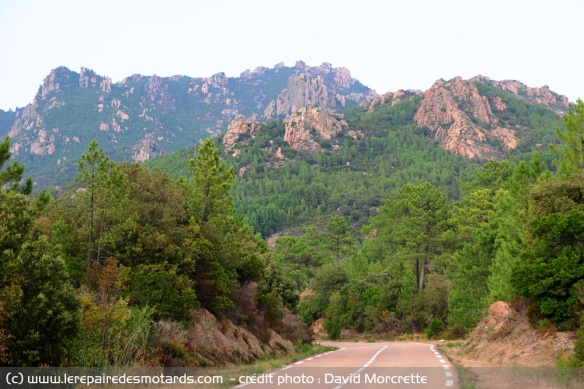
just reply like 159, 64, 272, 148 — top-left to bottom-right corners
146, 89, 564, 238
0, 137, 303, 367
2, 57, 584, 370
2, 101, 584, 368
2, 62, 374, 188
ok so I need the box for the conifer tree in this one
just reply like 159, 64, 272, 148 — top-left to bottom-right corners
0, 136, 32, 194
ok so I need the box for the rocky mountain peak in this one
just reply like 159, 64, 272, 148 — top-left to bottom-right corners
263, 73, 345, 119
223, 117, 260, 154
283, 107, 355, 151
367, 89, 422, 111
39, 66, 74, 99
414, 77, 516, 159
472, 75, 569, 114
79, 67, 101, 88
144, 75, 176, 113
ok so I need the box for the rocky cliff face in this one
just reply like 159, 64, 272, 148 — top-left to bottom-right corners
264, 62, 376, 119
414, 77, 506, 159
472, 75, 569, 115
223, 107, 356, 166
223, 117, 260, 155
283, 107, 353, 150
413, 76, 568, 159
264, 73, 345, 119
132, 133, 164, 162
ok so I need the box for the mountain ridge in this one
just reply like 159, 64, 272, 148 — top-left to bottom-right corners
0, 62, 571, 188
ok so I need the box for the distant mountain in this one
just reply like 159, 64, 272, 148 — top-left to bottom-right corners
2, 61, 375, 187
0, 60, 570, 189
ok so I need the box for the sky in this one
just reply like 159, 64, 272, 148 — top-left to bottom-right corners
1, 0, 583, 110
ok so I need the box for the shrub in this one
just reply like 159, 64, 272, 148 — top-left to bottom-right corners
279, 309, 313, 344
324, 319, 340, 340
574, 321, 584, 365
425, 319, 445, 340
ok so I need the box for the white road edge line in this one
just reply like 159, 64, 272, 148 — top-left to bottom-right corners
446, 379, 454, 387
281, 366, 291, 371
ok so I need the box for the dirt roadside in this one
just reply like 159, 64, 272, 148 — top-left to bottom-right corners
440, 301, 580, 389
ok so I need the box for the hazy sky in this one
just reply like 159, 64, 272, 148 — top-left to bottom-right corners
1, 0, 583, 110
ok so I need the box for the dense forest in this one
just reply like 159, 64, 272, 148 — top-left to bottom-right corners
1, 98, 584, 368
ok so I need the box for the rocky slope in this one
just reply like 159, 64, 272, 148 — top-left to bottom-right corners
413, 77, 569, 159
462, 301, 574, 366
163, 308, 293, 366
473, 75, 569, 115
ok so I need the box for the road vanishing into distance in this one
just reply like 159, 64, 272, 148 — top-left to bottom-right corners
235, 341, 458, 389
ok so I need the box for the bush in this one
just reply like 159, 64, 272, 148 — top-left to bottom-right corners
130, 264, 198, 322
280, 310, 313, 344
425, 319, 445, 340
574, 321, 584, 365
324, 319, 340, 340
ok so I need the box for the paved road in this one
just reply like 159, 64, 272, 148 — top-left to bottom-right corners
235, 341, 458, 389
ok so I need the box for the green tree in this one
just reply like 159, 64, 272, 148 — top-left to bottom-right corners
0, 136, 32, 194
325, 216, 354, 268
75, 140, 128, 268
552, 99, 584, 177
129, 264, 198, 322
363, 182, 450, 291
189, 138, 235, 224
4, 236, 80, 366
513, 176, 584, 324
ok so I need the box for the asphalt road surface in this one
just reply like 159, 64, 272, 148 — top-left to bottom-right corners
235, 341, 458, 389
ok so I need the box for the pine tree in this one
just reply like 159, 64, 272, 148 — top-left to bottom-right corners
0, 136, 32, 194
75, 140, 128, 268
552, 99, 584, 177
189, 138, 235, 224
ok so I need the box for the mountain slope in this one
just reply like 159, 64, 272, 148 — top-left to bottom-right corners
144, 76, 568, 237
0, 62, 569, 190
3, 62, 374, 187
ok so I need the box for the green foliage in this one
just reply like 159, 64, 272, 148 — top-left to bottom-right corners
3, 236, 80, 366
575, 321, 584, 365
129, 264, 198, 322
325, 216, 354, 267
189, 138, 235, 224
0, 136, 32, 194
324, 291, 344, 339
551, 99, 584, 177
75, 140, 128, 268
1, 181, 80, 366
273, 235, 322, 293
362, 182, 450, 291
425, 319, 445, 340
513, 175, 584, 324
70, 257, 153, 367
